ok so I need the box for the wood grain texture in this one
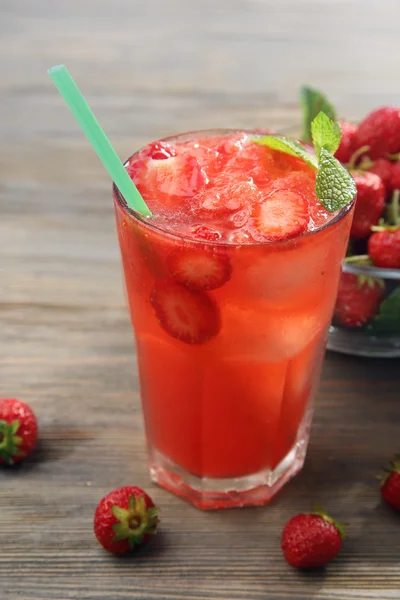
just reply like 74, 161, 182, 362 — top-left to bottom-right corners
1, 1, 400, 599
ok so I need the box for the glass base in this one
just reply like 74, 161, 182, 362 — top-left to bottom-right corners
327, 325, 400, 358
149, 440, 307, 510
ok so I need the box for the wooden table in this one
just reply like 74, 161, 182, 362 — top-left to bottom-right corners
1, 1, 400, 598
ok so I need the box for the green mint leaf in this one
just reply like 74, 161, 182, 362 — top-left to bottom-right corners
315, 147, 356, 212
254, 135, 318, 170
300, 86, 337, 144
366, 288, 400, 334
311, 111, 342, 159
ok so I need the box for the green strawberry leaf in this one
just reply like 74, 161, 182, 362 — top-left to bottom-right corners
366, 288, 400, 334
316, 148, 356, 212
111, 506, 130, 521
311, 111, 342, 159
0, 449, 13, 464
10, 420, 20, 435
300, 86, 337, 144
254, 135, 318, 170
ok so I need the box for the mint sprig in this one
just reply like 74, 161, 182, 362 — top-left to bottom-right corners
253, 112, 356, 213
300, 86, 337, 144
316, 148, 356, 213
254, 135, 318, 170
311, 111, 341, 159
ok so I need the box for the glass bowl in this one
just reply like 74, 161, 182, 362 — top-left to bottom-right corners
327, 262, 400, 357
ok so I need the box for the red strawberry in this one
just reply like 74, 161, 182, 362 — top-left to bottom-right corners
281, 509, 346, 569
366, 158, 393, 192
390, 161, 400, 191
334, 272, 383, 329
0, 398, 38, 465
368, 228, 400, 269
335, 121, 357, 164
140, 140, 177, 160
249, 189, 309, 242
381, 455, 400, 511
350, 172, 385, 239
94, 486, 159, 554
167, 248, 231, 291
151, 280, 221, 344
353, 106, 400, 159
190, 225, 222, 241
128, 154, 205, 206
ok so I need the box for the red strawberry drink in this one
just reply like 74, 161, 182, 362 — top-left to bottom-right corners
114, 129, 355, 509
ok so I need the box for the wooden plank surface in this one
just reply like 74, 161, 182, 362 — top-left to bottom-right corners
1, 1, 400, 599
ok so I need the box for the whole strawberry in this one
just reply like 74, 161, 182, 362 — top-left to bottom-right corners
350, 171, 386, 239
334, 272, 383, 329
366, 158, 393, 193
353, 106, 400, 159
0, 398, 38, 465
381, 455, 400, 511
335, 121, 357, 164
281, 508, 346, 569
368, 228, 400, 269
94, 486, 159, 554
390, 161, 400, 192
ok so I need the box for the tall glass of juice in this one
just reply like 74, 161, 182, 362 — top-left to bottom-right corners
113, 130, 354, 509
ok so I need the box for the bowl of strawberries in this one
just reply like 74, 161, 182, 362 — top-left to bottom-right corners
299, 89, 400, 357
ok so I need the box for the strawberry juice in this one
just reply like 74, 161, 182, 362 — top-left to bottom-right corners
113, 130, 354, 509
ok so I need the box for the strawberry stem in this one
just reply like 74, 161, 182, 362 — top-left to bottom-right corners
313, 505, 348, 539
111, 494, 159, 549
347, 145, 370, 169
344, 254, 371, 265
381, 455, 400, 485
387, 190, 400, 226
358, 156, 374, 171
0, 419, 22, 465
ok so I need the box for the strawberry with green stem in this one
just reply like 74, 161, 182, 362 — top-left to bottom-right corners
368, 190, 400, 269
281, 506, 347, 569
349, 171, 386, 239
334, 266, 384, 329
352, 106, 400, 160
94, 486, 159, 554
335, 121, 358, 164
390, 161, 400, 192
0, 398, 38, 465
360, 157, 392, 192
381, 455, 400, 511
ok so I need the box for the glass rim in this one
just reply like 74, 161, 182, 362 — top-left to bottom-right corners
113, 128, 357, 249
342, 261, 400, 279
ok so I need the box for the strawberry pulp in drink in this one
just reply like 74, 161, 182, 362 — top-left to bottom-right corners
113, 130, 354, 509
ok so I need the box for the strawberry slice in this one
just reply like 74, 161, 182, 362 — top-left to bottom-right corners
249, 189, 309, 241
167, 249, 231, 291
191, 225, 222, 241
151, 281, 221, 344
127, 155, 206, 207
140, 140, 177, 160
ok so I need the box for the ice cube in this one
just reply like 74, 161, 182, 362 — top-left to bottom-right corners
217, 303, 328, 362
238, 235, 335, 309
